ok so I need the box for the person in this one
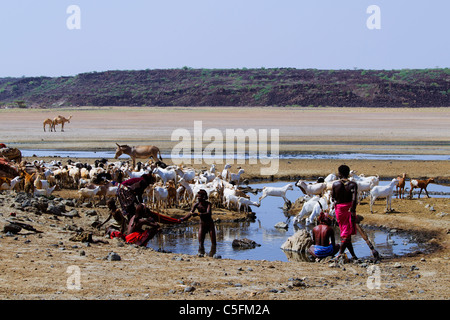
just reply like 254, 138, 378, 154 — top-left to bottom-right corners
125, 203, 161, 246
116, 173, 155, 218
331, 164, 358, 260
97, 199, 127, 239
180, 189, 217, 256
308, 211, 340, 259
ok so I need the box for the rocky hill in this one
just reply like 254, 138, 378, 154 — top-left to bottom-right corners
0, 68, 449, 108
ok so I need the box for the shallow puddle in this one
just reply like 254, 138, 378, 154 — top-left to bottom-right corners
147, 181, 434, 262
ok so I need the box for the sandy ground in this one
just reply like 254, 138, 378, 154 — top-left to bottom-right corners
0, 107, 449, 304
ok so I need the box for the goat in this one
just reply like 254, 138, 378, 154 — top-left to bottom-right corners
225, 194, 240, 210
258, 183, 293, 205
355, 180, 374, 204
230, 169, 245, 186
237, 196, 260, 213
166, 181, 178, 208
0, 176, 21, 191
369, 178, 399, 213
305, 192, 333, 225
396, 173, 407, 199
295, 180, 327, 197
293, 195, 320, 225
409, 178, 435, 199
78, 186, 101, 204
153, 167, 177, 185
152, 185, 169, 211
221, 164, 231, 181
33, 185, 56, 197
175, 166, 196, 183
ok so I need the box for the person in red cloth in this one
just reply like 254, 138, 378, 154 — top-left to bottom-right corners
116, 173, 155, 218
331, 165, 358, 260
180, 189, 216, 256
125, 204, 161, 246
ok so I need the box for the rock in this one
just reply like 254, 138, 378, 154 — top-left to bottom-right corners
61, 209, 79, 218
85, 209, 97, 216
106, 252, 121, 261
232, 238, 261, 249
46, 204, 62, 216
281, 229, 313, 252
3, 223, 22, 234
274, 222, 288, 229
184, 286, 195, 293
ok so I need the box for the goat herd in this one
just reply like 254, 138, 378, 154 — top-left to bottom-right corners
0, 157, 436, 226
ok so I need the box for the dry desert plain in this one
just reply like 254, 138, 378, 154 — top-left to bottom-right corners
0, 106, 449, 303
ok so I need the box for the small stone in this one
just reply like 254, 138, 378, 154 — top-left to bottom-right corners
106, 252, 121, 261
184, 286, 195, 293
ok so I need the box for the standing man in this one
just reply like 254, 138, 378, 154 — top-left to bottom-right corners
331, 165, 358, 260
180, 189, 217, 256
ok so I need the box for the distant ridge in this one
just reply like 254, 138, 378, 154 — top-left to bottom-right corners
0, 68, 449, 108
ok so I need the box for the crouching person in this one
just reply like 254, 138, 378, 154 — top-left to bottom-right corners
125, 204, 161, 247
308, 212, 340, 259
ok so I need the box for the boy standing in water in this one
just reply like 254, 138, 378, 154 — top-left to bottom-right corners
180, 189, 217, 256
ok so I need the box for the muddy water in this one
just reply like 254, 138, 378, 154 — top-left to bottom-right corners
147, 181, 433, 261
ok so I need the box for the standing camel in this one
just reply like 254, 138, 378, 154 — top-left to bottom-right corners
43, 118, 55, 132
53, 115, 72, 132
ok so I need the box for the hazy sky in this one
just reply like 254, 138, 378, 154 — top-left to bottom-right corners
0, 0, 448, 77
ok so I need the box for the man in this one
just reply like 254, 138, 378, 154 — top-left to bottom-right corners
308, 211, 340, 259
331, 164, 358, 260
180, 189, 217, 256
116, 173, 154, 218
125, 204, 161, 246
98, 199, 127, 239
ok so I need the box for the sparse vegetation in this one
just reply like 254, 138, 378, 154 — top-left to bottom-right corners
0, 68, 448, 108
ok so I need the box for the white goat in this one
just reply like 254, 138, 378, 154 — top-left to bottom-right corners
221, 164, 231, 181
152, 185, 169, 210
238, 196, 260, 213
225, 194, 240, 210
369, 178, 399, 213
305, 192, 334, 225
78, 186, 101, 204
175, 166, 196, 183
153, 167, 177, 185
355, 180, 374, 204
125, 169, 147, 179
34, 185, 56, 197
258, 183, 293, 204
295, 180, 327, 197
230, 169, 245, 185
293, 195, 320, 225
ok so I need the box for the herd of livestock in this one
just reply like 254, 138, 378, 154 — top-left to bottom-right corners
0, 155, 437, 226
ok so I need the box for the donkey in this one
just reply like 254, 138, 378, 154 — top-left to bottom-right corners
114, 143, 162, 168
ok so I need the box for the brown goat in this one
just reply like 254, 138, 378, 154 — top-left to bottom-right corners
396, 173, 407, 199
409, 178, 435, 199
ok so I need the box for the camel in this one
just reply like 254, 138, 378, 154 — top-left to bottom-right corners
114, 143, 162, 168
53, 115, 72, 132
43, 118, 55, 132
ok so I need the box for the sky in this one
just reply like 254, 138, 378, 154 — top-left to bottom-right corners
0, 0, 449, 77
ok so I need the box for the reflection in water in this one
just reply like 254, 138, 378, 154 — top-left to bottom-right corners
147, 181, 432, 262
